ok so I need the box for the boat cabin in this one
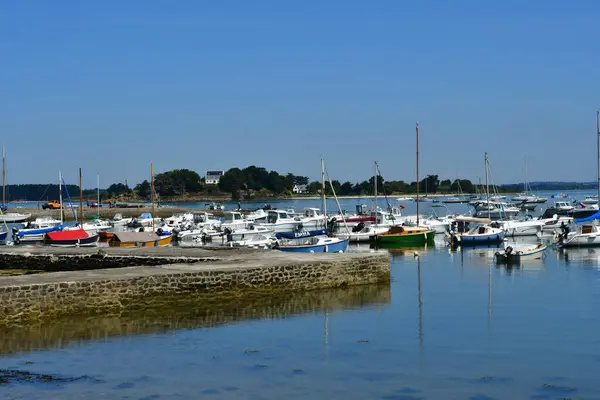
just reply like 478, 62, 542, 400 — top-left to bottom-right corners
267, 210, 292, 224
356, 204, 369, 215
371, 209, 402, 225
554, 201, 574, 211
303, 208, 322, 218
223, 211, 244, 223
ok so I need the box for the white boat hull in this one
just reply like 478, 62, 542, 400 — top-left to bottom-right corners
334, 226, 389, 243
1, 213, 31, 223
256, 221, 302, 233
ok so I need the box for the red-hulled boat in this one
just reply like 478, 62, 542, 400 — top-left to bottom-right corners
44, 229, 99, 247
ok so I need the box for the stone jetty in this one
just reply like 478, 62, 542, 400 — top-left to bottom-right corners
0, 247, 390, 326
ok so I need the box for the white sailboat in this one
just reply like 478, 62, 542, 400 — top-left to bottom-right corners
556, 112, 600, 247
0, 146, 30, 223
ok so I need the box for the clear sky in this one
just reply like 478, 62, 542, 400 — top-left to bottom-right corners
1, 0, 599, 188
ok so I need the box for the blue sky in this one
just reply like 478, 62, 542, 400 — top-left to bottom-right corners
1, 0, 599, 188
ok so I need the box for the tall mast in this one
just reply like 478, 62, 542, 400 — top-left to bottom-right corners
416, 122, 420, 226
596, 111, 600, 208
151, 163, 155, 232
97, 173, 100, 217
374, 161, 378, 211
321, 158, 326, 222
79, 168, 83, 226
59, 170, 64, 223
485, 153, 490, 219
2, 145, 5, 208
524, 156, 528, 193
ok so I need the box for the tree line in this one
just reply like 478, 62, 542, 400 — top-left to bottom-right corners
6, 167, 590, 203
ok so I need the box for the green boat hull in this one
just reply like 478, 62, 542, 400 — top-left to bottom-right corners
376, 231, 436, 247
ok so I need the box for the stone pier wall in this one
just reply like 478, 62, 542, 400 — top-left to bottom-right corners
0, 253, 389, 325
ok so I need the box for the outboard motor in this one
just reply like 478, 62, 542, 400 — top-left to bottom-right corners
327, 217, 337, 231
352, 222, 365, 233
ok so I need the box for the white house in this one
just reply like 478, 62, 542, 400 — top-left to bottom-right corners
205, 170, 224, 185
293, 184, 308, 194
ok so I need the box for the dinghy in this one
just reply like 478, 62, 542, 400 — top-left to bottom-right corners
495, 243, 547, 262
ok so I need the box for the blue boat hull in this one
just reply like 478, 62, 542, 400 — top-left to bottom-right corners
276, 238, 349, 253
17, 225, 64, 238
457, 232, 505, 244
276, 229, 328, 240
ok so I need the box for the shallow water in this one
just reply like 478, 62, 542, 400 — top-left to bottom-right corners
2, 240, 600, 399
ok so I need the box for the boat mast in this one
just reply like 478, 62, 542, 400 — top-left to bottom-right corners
59, 170, 64, 223
374, 160, 378, 211
321, 158, 326, 222
524, 156, 528, 194
485, 153, 490, 220
79, 168, 83, 227
151, 163, 155, 232
2, 145, 5, 209
596, 111, 600, 208
416, 122, 420, 226
97, 173, 100, 218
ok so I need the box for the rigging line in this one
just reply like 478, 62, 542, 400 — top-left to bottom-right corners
375, 162, 395, 222
37, 183, 53, 202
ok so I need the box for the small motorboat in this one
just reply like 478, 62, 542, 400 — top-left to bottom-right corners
274, 236, 349, 253
495, 243, 547, 262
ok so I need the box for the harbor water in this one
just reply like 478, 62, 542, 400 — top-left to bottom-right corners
2, 237, 600, 399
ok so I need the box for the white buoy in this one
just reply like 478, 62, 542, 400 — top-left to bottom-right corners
310, 250, 315, 253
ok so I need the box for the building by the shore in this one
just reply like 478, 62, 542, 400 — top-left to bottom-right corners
205, 170, 224, 185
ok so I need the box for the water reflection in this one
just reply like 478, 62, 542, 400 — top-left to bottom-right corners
0, 283, 390, 356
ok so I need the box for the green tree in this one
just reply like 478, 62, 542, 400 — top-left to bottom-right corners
294, 176, 309, 185
340, 181, 353, 195
135, 180, 151, 199
308, 181, 321, 193
451, 179, 473, 193
420, 175, 439, 193
106, 183, 130, 196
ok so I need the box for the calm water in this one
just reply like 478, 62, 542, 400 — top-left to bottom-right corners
2, 239, 600, 399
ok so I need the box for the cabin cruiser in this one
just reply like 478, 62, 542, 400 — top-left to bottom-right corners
497, 217, 544, 237
333, 223, 389, 243
67, 219, 112, 235
473, 202, 520, 219
164, 213, 194, 229
192, 212, 222, 230
581, 195, 599, 206
329, 204, 375, 229
13, 217, 64, 243
512, 193, 547, 203
298, 208, 327, 230
555, 211, 600, 247
220, 211, 247, 231
127, 213, 156, 228
447, 216, 505, 245
553, 201, 574, 212
110, 213, 132, 226
245, 209, 268, 222
254, 210, 303, 233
